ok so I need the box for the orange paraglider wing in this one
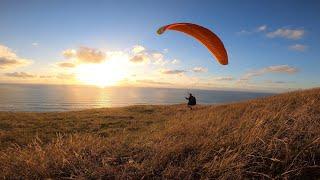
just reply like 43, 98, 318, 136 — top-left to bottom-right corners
157, 23, 228, 65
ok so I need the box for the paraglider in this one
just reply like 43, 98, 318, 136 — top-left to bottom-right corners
157, 23, 228, 65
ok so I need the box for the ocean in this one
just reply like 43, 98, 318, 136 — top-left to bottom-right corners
0, 84, 274, 112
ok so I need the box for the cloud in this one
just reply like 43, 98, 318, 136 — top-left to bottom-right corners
0, 45, 32, 69
257, 25, 267, 32
76, 47, 106, 63
39, 75, 53, 78
240, 65, 298, 81
132, 45, 145, 54
265, 80, 288, 84
0, 57, 30, 69
152, 52, 167, 65
171, 59, 179, 64
62, 47, 106, 63
62, 45, 172, 67
267, 28, 305, 39
130, 45, 169, 65
32, 42, 39, 47
214, 76, 234, 81
237, 30, 251, 35
57, 62, 76, 68
161, 69, 186, 74
289, 44, 307, 52
238, 25, 267, 35
152, 53, 163, 60
62, 49, 76, 59
192, 67, 208, 73
136, 79, 173, 85
262, 65, 298, 73
129, 53, 149, 63
4, 72, 36, 78
56, 73, 75, 80
238, 26, 305, 41
0, 45, 16, 57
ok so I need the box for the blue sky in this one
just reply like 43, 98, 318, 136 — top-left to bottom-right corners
0, 0, 319, 92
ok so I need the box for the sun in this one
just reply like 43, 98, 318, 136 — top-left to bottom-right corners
75, 52, 130, 87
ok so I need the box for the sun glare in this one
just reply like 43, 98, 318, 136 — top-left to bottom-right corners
75, 52, 130, 87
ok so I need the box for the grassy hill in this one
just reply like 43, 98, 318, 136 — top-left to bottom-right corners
0, 88, 319, 179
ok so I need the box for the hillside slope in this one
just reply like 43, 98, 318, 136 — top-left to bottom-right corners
0, 88, 320, 179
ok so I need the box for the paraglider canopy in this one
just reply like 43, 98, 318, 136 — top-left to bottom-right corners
157, 23, 228, 65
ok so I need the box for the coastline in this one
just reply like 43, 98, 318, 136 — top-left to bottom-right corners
0, 88, 319, 178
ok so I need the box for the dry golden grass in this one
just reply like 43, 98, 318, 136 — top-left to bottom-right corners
0, 88, 320, 179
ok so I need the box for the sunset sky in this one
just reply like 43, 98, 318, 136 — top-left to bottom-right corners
0, 0, 319, 92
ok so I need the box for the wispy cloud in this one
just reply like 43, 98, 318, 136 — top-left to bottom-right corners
152, 52, 167, 65
267, 28, 305, 40
265, 80, 294, 84
262, 65, 298, 73
136, 79, 173, 85
39, 75, 53, 79
0, 57, 30, 69
257, 25, 267, 32
32, 42, 39, 47
0, 44, 32, 69
238, 25, 267, 35
214, 76, 234, 81
192, 67, 208, 73
4, 72, 36, 78
239, 26, 305, 40
240, 65, 298, 82
56, 73, 75, 80
289, 44, 307, 52
57, 62, 77, 68
237, 30, 251, 35
171, 59, 179, 64
151, 53, 163, 61
161, 69, 186, 75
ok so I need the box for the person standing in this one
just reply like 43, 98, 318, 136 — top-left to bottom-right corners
185, 93, 196, 110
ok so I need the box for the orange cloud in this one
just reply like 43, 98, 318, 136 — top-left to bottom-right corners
129, 54, 149, 63
4, 72, 36, 78
62, 47, 106, 64
57, 62, 77, 68
0, 45, 32, 69
214, 76, 234, 81
161, 69, 186, 74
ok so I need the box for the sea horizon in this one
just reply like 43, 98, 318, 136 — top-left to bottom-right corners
0, 83, 274, 112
